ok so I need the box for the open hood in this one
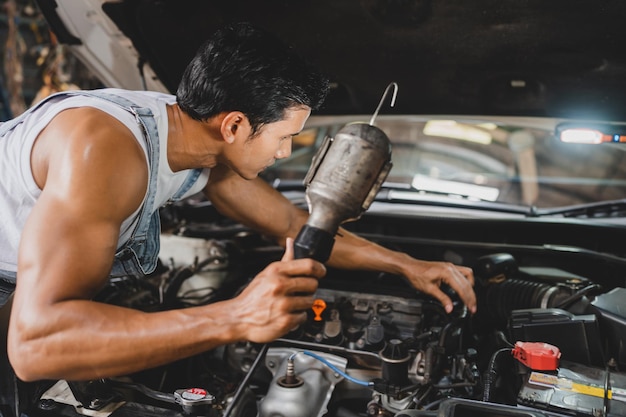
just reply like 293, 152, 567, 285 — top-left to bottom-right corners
36, 0, 626, 120
13, 3, 626, 417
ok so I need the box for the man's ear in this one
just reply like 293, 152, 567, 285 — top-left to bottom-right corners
220, 111, 247, 144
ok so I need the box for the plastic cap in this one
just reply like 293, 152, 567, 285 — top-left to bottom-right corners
512, 341, 561, 371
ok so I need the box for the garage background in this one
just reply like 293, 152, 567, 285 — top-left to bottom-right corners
0, 0, 100, 121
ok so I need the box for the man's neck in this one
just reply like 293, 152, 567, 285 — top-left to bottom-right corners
166, 104, 223, 172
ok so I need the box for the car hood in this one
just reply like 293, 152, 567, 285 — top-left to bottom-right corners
35, 0, 626, 120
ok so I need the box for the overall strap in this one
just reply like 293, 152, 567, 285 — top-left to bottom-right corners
168, 169, 203, 202
58, 90, 161, 245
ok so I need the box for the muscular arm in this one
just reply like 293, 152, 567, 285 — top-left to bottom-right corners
206, 165, 477, 314
8, 109, 324, 381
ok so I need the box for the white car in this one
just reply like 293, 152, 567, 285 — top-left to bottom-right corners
21, 1, 626, 417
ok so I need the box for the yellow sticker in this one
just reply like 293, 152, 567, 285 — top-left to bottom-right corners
529, 372, 612, 400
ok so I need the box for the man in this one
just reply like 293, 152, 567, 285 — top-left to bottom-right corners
0, 22, 475, 383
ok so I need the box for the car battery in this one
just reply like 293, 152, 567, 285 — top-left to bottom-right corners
510, 308, 605, 367
590, 287, 626, 368
517, 360, 626, 416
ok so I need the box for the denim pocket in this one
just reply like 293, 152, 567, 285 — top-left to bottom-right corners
0, 278, 15, 308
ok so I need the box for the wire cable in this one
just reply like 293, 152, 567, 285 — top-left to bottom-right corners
482, 347, 512, 402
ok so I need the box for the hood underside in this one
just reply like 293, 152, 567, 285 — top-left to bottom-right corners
38, 0, 626, 120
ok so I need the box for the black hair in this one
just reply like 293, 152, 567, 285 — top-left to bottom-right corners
176, 22, 329, 135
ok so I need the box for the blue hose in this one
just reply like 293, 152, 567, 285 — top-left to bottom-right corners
295, 350, 374, 387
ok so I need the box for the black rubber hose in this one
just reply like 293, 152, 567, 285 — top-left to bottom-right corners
482, 348, 511, 402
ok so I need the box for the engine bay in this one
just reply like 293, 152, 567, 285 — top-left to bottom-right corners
27, 196, 626, 417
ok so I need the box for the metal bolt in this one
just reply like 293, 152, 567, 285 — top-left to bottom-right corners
38, 399, 57, 411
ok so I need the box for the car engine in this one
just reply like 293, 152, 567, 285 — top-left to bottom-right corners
29, 195, 626, 417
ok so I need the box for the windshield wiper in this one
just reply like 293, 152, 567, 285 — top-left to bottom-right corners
374, 186, 531, 215
270, 180, 626, 219
533, 198, 626, 218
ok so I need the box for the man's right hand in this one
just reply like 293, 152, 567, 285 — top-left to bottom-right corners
230, 238, 326, 343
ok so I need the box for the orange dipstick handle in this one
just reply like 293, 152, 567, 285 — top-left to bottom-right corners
312, 299, 327, 321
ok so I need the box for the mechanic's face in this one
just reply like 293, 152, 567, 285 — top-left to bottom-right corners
227, 106, 311, 179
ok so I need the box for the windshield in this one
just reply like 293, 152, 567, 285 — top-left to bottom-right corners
261, 115, 626, 209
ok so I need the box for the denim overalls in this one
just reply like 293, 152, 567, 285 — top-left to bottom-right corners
0, 90, 204, 306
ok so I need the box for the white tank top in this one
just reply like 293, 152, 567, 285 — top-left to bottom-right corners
0, 88, 210, 272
